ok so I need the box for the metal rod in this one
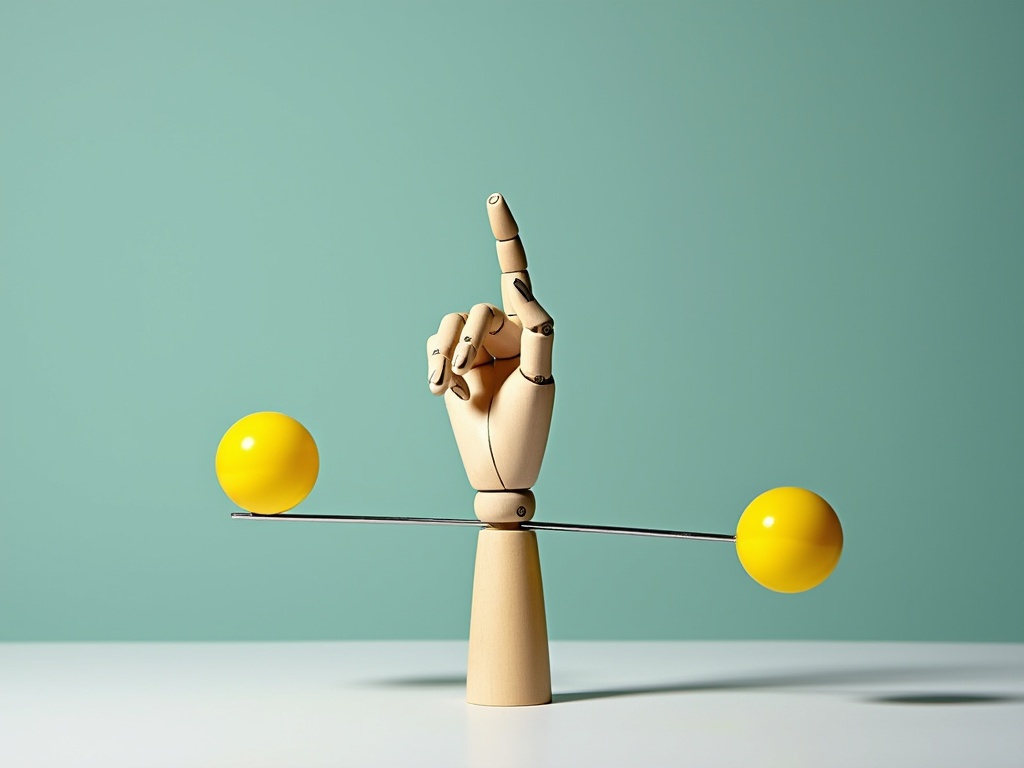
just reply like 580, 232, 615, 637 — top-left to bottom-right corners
230, 512, 483, 528
230, 512, 735, 543
526, 520, 733, 543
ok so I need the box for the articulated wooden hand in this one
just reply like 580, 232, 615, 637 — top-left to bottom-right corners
426, 194, 554, 524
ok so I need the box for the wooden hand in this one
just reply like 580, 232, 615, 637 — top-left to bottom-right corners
425, 194, 555, 523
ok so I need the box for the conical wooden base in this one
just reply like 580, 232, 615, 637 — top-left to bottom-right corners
466, 529, 551, 706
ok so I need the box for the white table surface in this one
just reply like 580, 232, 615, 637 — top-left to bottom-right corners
1, 641, 1021, 767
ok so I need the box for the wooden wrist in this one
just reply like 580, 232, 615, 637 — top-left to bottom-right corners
474, 490, 536, 526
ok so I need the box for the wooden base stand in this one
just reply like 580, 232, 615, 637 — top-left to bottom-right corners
466, 528, 552, 706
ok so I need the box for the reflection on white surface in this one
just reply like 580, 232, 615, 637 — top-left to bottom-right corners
465, 701, 552, 768
0, 642, 1021, 768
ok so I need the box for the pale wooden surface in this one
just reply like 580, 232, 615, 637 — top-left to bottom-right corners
428, 192, 555, 491
473, 369, 554, 488
427, 191, 557, 708
519, 326, 554, 381
498, 269, 530, 325
473, 489, 536, 524
486, 192, 520, 242
501, 270, 553, 333
466, 529, 551, 705
451, 303, 502, 374
495, 235, 529, 273
1, 641, 1021, 768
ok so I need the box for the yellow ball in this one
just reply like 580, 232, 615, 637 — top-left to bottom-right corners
735, 487, 843, 593
215, 412, 319, 515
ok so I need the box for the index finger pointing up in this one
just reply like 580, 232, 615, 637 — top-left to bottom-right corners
486, 193, 518, 240
487, 193, 529, 274
486, 193, 553, 354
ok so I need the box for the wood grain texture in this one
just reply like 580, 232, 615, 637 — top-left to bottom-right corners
444, 358, 554, 491
466, 529, 551, 706
487, 370, 554, 489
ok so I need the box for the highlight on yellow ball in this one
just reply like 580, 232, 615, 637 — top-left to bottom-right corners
215, 412, 319, 515
735, 487, 843, 593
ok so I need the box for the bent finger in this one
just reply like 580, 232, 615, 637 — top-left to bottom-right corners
481, 305, 523, 361
427, 313, 465, 395
451, 303, 501, 377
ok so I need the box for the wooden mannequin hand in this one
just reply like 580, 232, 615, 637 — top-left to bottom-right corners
425, 194, 554, 522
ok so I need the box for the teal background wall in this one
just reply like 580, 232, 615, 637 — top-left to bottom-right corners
2, 1, 1021, 642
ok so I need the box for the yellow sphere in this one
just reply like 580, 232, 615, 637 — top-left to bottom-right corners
215, 412, 319, 515
735, 487, 843, 593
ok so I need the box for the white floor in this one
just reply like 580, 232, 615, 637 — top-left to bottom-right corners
1, 641, 1021, 767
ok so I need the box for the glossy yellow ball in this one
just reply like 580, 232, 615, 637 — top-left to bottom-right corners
215, 412, 319, 515
735, 487, 843, 593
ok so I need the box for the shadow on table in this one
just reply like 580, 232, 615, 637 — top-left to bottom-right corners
552, 664, 1023, 704
866, 693, 1021, 705
365, 665, 1023, 706
371, 674, 467, 687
